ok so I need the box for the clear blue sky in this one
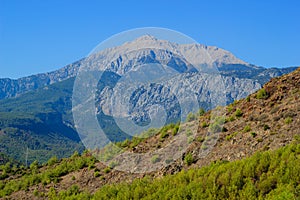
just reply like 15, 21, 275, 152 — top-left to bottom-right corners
0, 0, 299, 79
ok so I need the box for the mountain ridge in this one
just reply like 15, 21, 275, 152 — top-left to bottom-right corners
0, 35, 297, 100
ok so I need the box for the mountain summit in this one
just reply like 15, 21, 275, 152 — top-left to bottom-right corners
0, 35, 296, 99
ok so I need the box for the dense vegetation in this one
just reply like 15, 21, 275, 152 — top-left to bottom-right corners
0, 151, 96, 197
0, 78, 85, 164
1, 139, 299, 199
60, 141, 300, 199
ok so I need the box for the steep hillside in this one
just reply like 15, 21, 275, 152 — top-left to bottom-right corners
0, 69, 260, 164
0, 70, 262, 164
1, 67, 299, 199
0, 78, 84, 164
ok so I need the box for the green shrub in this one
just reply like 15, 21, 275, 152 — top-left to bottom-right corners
160, 130, 169, 139
196, 136, 205, 142
172, 124, 180, 136
184, 153, 194, 166
225, 135, 232, 141
257, 138, 263, 143
201, 122, 208, 128
151, 155, 160, 164
66, 185, 80, 196
250, 132, 257, 137
120, 139, 130, 148
235, 109, 243, 117
94, 171, 101, 178
227, 115, 235, 122
246, 96, 250, 102
243, 125, 251, 132
270, 132, 278, 135
256, 88, 268, 99
186, 112, 196, 122
88, 163, 95, 170
30, 160, 39, 174
186, 129, 193, 136
284, 117, 293, 124
226, 132, 238, 141
71, 151, 80, 158
227, 104, 234, 113
130, 137, 143, 148
263, 124, 270, 131
233, 99, 239, 105
103, 167, 111, 174
198, 108, 206, 116
294, 134, 300, 142
47, 156, 58, 166
33, 189, 39, 197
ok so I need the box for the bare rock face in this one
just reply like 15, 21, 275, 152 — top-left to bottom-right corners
95, 70, 261, 125
0, 36, 296, 132
0, 35, 296, 101
0, 60, 81, 99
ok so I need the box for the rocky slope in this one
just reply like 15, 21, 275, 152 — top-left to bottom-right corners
2, 67, 299, 199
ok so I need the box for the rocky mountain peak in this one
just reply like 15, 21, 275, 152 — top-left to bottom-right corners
0, 36, 297, 100
133, 34, 158, 42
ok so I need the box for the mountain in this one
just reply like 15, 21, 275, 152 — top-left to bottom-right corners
0, 60, 81, 99
0, 35, 296, 100
1, 67, 299, 200
0, 36, 298, 164
0, 78, 84, 164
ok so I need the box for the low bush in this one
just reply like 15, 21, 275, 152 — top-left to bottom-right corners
184, 153, 194, 166
235, 109, 243, 117
256, 88, 268, 99
250, 132, 257, 137
284, 117, 293, 124
243, 125, 251, 132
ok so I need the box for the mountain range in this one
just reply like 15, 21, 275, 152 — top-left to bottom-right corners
0, 35, 296, 100
0, 35, 298, 164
